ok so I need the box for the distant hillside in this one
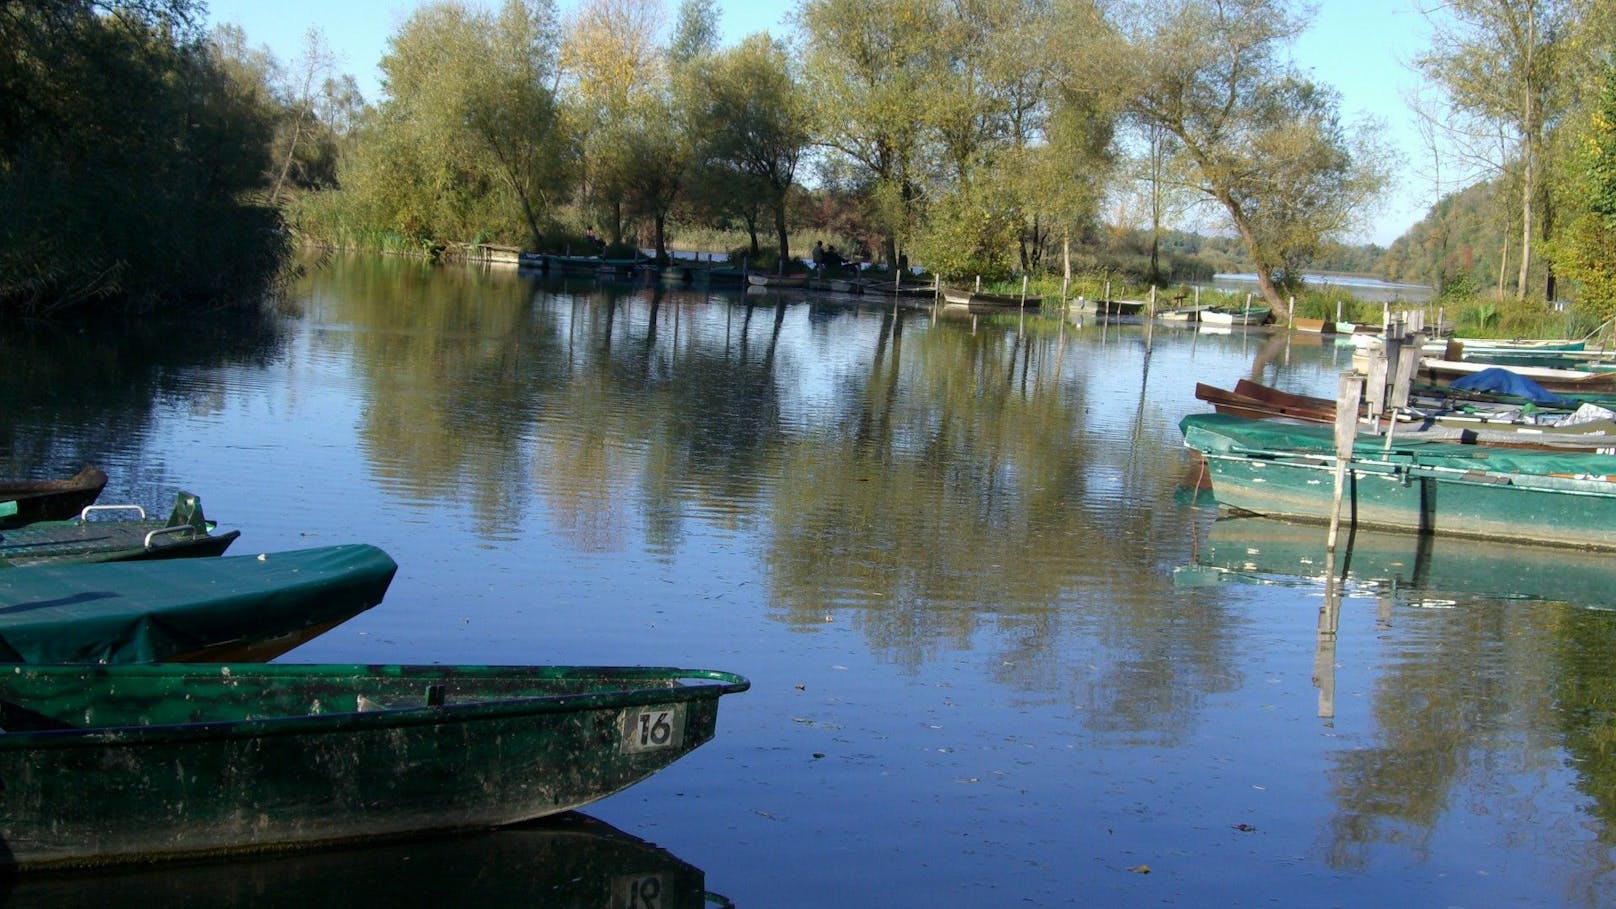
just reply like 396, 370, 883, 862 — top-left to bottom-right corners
1377, 181, 1527, 296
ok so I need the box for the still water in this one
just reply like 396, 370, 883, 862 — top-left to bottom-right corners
3, 255, 1615, 907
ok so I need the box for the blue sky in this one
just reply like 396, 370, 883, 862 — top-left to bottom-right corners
205, 0, 1432, 246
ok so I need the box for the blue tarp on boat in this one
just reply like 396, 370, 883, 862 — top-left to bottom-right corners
1448, 367, 1573, 407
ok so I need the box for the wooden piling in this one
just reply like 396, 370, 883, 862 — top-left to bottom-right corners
1326, 370, 1362, 554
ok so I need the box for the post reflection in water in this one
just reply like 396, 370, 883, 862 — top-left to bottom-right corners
4, 255, 1616, 905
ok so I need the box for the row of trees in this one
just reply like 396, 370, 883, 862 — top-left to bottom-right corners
276, 0, 1395, 318
12, 0, 1613, 319
1391, 0, 1616, 315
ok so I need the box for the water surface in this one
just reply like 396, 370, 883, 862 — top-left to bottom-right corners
3, 256, 1613, 907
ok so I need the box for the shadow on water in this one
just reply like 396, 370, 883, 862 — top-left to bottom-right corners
0, 813, 721, 909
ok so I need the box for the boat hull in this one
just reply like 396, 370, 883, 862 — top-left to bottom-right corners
0, 467, 108, 529
0, 663, 748, 869
1181, 413, 1616, 549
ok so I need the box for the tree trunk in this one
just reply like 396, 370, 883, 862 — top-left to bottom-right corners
654, 212, 668, 265
1517, 141, 1533, 300
773, 196, 790, 274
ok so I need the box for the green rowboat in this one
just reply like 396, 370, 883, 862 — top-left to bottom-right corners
1180, 412, 1616, 549
0, 663, 750, 869
0, 492, 238, 568
0, 543, 398, 663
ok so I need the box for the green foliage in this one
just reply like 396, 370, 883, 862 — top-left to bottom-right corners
1549, 65, 1616, 321
1085, 0, 1391, 316
911, 183, 1020, 281
0, 1, 286, 317
328, 0, 571, 252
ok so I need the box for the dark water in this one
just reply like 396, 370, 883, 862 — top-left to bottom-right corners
4, 255, 1616, 907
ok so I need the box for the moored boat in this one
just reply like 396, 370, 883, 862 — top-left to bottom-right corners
746, 272, 808, 288
1180, 411, 1616, 549
0, 467, 107, 529
0, 492, 238, 568
941, 287, 1041, 311
0, 662, 749, 869
1192, 378, 1616, 450
1200, 304, 1272, 326
1416, 356, 1616, 393
0, 543, 398, 663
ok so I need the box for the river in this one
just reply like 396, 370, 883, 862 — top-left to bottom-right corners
2, 254, 1613, 907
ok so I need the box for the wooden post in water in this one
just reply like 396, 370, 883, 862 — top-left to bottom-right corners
1020, 274, 1029, 308
1149, 285, 1157, 317
1326, 370, 1363, 554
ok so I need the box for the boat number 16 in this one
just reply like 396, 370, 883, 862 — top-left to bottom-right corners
622, 705, 686, 753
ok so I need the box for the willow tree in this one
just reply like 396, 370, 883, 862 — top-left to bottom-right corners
694, 34, 810, 271
348, 0, 570, 249
559, 0, 665, 245
1088, 0, 1389, 317
798, 0, 942, 271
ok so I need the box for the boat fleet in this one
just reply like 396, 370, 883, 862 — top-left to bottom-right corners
1180, 322, 1616, 559
0, 472, 747, 872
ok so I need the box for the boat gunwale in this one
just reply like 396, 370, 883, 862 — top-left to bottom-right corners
0, 665, 751, 748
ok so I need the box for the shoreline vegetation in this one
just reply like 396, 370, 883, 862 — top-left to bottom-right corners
6, 0, 1614, 343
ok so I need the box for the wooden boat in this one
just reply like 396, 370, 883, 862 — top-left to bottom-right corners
1417, 356, 1616, 393
1180, 412, 1616, 549
0, 812, 712, 907
746, 272, 808, 288
0, 662, 749, 869
1199, 305, 1272, 326
0, 492, 238, 568
1291, 317, 1336, 333
0, 543, 398, 663
1090, 298, 1147, 316
0, 466, 107, 529
1158, 304, 1209, 322
1193, 379, 1616, 451
941, 287, 1041, 311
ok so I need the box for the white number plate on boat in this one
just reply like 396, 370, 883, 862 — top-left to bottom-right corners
621, 705, 685, 753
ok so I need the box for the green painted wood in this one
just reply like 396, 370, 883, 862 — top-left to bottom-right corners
1181, 413, 1616, 549
0, 663, 749, 869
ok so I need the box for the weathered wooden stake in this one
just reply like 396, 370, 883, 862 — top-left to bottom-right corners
1326, 370, 1362, 554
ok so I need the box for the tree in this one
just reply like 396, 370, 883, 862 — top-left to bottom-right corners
1415, 0, 1587, 300
695, 34, 810, 271
269, 29, 338, 204
799, 0, 942, 270
560, 0, 665, 244
1087, 0, 1390, 317
1552, 63, 1616, 318
0, 0, 285, 316
349, 0, 570, 250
